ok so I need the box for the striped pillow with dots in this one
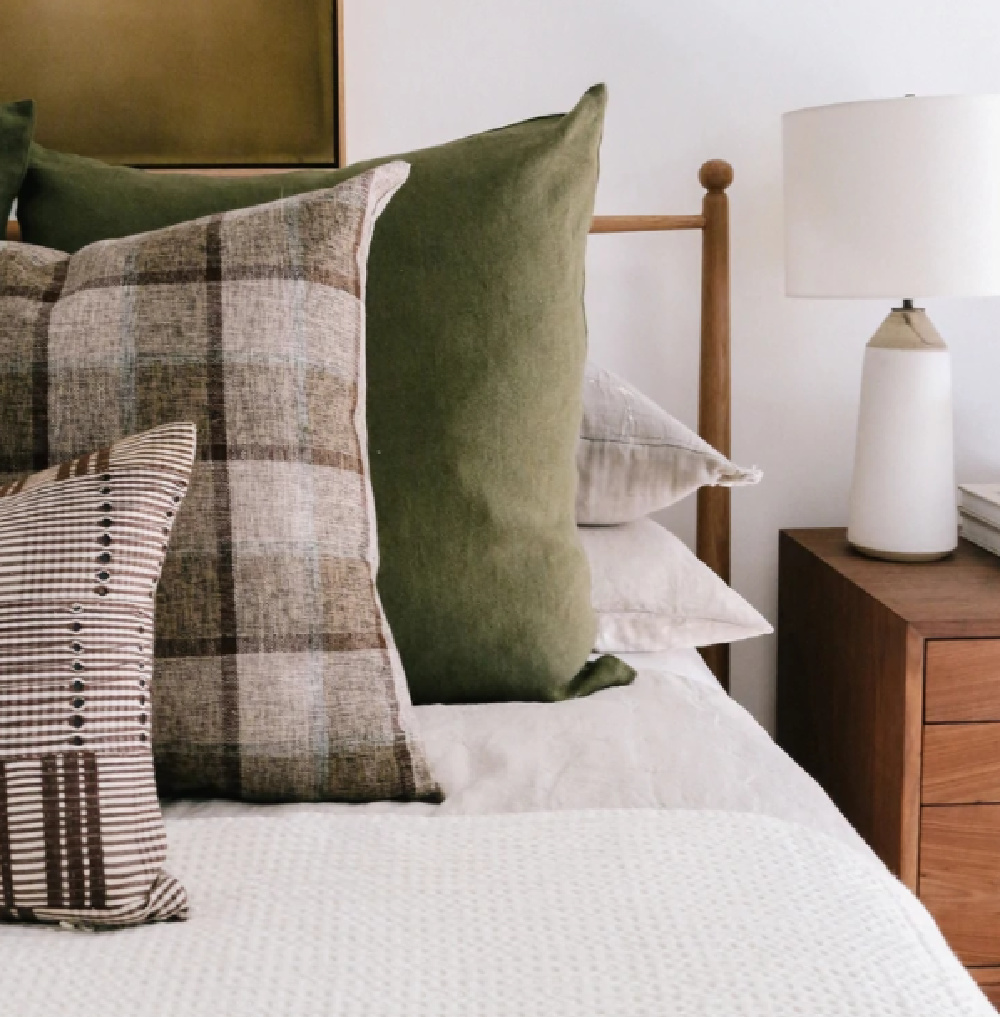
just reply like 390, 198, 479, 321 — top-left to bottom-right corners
0, 422, 195, 928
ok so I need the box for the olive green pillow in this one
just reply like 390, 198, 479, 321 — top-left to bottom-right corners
15, 85, 613, 704
0, 100, 34, 224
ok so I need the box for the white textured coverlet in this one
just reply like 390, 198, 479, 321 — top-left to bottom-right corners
0, 809, 990, 1016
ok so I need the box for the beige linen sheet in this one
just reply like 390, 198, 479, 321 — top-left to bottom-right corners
163, 650, 869, 858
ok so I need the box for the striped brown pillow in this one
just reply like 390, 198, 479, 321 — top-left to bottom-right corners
0, 423, 194, 927
0, 163, 440, 802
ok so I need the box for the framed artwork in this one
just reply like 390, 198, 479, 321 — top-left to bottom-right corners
0, 0, 345, 167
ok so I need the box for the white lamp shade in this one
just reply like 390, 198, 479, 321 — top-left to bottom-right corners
783, 95, 1000, 298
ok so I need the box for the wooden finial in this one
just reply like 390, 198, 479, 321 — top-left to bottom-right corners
699, 159, 734, 192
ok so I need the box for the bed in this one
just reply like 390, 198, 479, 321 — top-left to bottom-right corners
3, 652, 992, 1015
0, 28, 994, 1016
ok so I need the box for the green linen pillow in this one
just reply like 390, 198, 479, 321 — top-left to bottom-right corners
16, 86, 614, 704
0, 100, 34, 224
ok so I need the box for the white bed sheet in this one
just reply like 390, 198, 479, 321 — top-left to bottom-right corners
593, 645, 721, 685
164, 650, 869, 857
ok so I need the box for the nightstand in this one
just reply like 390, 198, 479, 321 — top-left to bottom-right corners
777, 528, 1000, 1005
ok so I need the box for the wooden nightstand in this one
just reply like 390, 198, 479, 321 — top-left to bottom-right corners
777, 527, 1000, 1005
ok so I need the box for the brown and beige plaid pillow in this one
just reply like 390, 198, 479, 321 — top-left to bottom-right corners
0, 423, 194, 927
0, 163, 441, 802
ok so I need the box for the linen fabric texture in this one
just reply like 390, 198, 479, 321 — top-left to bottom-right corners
578, 363, 762, 524
579, 518, 772, 652
0, 424, 194, 928
0, 100, 34, 224
15, 87, 608, 704
0, 164, 442, 803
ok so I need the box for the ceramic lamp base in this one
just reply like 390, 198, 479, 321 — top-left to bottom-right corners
848, 541, 954, 563
847, 308, 957, 562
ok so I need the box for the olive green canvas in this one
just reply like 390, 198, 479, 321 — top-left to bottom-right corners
16, 86, 610, 704
0, 100, 33, 224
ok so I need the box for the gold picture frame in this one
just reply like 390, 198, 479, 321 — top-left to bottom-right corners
0, 0, 345, 167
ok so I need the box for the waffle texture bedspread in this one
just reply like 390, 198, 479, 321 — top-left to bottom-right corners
0, 809, 989, 1016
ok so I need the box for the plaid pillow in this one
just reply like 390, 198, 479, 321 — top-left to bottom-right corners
0, 424, 194, 927
0, 164, 441, 802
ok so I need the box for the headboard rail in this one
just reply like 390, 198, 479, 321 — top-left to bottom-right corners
3, 159, 733, 689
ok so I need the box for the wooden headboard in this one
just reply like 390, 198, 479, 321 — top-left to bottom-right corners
3, 160, 733, 688
589, 160, 733, 690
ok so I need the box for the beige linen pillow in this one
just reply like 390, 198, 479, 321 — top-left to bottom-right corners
580, 518, 772, 652
577, 363, 761, 524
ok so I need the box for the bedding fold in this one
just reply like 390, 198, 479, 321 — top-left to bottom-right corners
165, 660, 867, 855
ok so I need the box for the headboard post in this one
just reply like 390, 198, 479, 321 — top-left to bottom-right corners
696, 159, 733, 692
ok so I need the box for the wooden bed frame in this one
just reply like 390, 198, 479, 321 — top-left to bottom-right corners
590, 161, 733, 690
3, 161, 733, 689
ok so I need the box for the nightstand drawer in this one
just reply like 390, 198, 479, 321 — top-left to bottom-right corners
923, 725, 1000, 803
920, 805, 1000, 966
973, 969, 1000, 1009
926, 640, 1000, 722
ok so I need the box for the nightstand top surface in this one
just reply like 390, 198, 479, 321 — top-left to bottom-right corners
782, 527, 1000, 634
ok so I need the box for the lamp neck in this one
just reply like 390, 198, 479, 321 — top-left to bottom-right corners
893, 298, 922, 312
868, 305, 946, 351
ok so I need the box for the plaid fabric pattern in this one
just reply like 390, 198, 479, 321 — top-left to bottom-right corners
0, 424, 194, 927
0, 163, 441, 802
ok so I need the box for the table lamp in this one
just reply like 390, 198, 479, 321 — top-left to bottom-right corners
783, 95, 1000, 561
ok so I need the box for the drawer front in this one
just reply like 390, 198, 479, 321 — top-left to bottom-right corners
926, 640, 1000, 722
981, 983, 1000, 1010
972, 968, 1000, 1010
923, 724, 1000, 804
920, 805, 1000, 966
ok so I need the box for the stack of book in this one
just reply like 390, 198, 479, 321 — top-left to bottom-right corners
959, 484, 1000, 556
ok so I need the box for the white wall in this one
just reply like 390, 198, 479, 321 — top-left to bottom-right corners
345, 0, 1000, 729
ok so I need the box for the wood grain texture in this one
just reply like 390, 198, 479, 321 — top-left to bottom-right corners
781, 529, 1000, 636
926, 640, 1000, 722
972, 967, 1000, 1009
901, 626, 926, 884
982, 985, 1000, 1010
8, 214, 703, 239
696, 160, 733, 692
924, 724, 1000, 804
780, 527, 1000, 987
145, 168, 292, 177
7, 212, 710, 239
776, 530, 923, 887
698, 644, 729, 692
589, 214, 705, 233
921, 805, 1000, 966
978, 983, 1000, 1010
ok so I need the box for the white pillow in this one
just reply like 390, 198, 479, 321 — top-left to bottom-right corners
577, 363, 762, 524
579, 518, 772, 652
